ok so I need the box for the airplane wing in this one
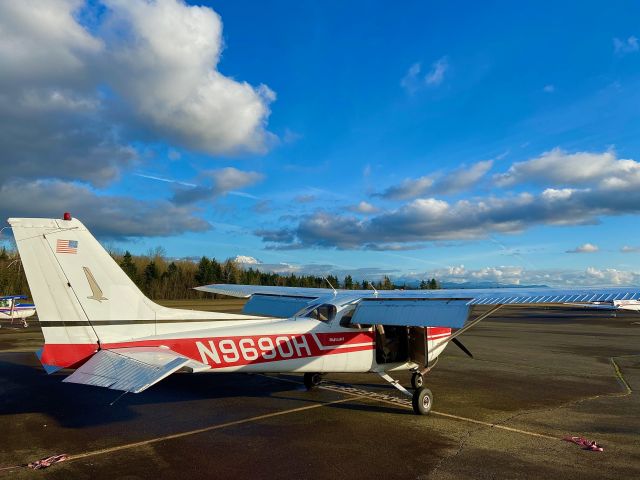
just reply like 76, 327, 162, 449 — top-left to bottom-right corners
199, 283, 640, 305
198, 283, 640, 326
63, 347, 209, 393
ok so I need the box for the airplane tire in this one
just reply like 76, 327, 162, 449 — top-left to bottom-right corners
412, 387, 433, 415
411, 372, 424, 389
304, 373, 322, 390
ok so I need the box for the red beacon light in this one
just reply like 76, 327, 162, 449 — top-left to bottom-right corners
63, 212, 72, 221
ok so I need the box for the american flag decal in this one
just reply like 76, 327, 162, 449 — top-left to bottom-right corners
56, 240, 78, 254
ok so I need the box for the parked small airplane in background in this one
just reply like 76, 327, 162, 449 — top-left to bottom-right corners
0, 295, 36, 328
7, 214, 640, 414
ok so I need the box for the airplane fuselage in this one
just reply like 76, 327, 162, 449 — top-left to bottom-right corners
41, 314, 450, 375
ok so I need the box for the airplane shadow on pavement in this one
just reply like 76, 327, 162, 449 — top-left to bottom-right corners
0, 352, 303, 429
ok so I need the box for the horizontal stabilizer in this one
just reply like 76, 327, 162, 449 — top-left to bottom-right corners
63, 347, 208, 393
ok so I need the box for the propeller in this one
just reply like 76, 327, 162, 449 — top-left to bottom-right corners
451, 338, 474, 358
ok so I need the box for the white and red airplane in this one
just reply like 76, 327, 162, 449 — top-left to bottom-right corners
7, 214, 640, 414
0, 295, 36, 327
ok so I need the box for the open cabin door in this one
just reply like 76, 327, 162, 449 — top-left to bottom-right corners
408, 327, 456, 367
352, 298, 470, 367
409, 327, 427, 367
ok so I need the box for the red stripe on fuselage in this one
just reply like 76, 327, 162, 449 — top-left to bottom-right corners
426, 327, 452, 341
41, 332, 376, 369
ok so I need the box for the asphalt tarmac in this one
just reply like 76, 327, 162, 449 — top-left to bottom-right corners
1, 305, 639, 479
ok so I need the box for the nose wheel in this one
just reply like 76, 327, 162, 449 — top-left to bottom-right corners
376, 371, 434, 415
412, 387, 433, 415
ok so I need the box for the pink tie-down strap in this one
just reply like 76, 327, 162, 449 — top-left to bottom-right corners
563, 436, 604, 452
27, 453, 69, 470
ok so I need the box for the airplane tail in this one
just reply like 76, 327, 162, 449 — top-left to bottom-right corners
8, 216, 168, 371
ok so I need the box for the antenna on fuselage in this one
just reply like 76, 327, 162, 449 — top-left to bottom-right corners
367, 281, 379, 297
324, 277, 337, 296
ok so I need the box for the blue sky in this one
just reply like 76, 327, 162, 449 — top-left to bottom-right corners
1, 0, 640, 285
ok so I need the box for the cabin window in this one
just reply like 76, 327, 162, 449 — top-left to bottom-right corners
339, 306, 358, 328
307, 304, 336, 322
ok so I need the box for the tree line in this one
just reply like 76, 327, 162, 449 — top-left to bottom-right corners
0, 246, 439, 300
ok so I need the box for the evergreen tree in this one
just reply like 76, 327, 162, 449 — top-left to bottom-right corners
343, 275, 354, 289
120, 251, 138, 282
166, 262, 178, 277
144, 261, 158, 287
222, 259, 240, 283
195, 257, 211, 285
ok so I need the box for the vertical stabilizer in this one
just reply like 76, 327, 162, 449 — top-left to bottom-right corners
8, 217, 161, 368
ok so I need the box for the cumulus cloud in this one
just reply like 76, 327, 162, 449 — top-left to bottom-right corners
0, 180, 209, 238
257, 149, 640, 249
584, 267, 636, 285
0, 0, 275, 238
0, 0, 275, 185
218, 257, 640, 287
432, 160, 493, 195
494, 148, 640, 188
0, 1, 102, 89
0, 1, 134, 186
424, 265, 526, 285
103, 0, 275, 154
172, 167, 263, 204
614, 36, 639, 55
621, 245, 640, 253
566, 243, 599, 253
423, 265, 639, 287
379, 160, 493, 200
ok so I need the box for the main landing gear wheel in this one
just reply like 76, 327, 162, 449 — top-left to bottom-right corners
412, 387, 433, 415
411, 372, 424, 389
304, 373, 322, 390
